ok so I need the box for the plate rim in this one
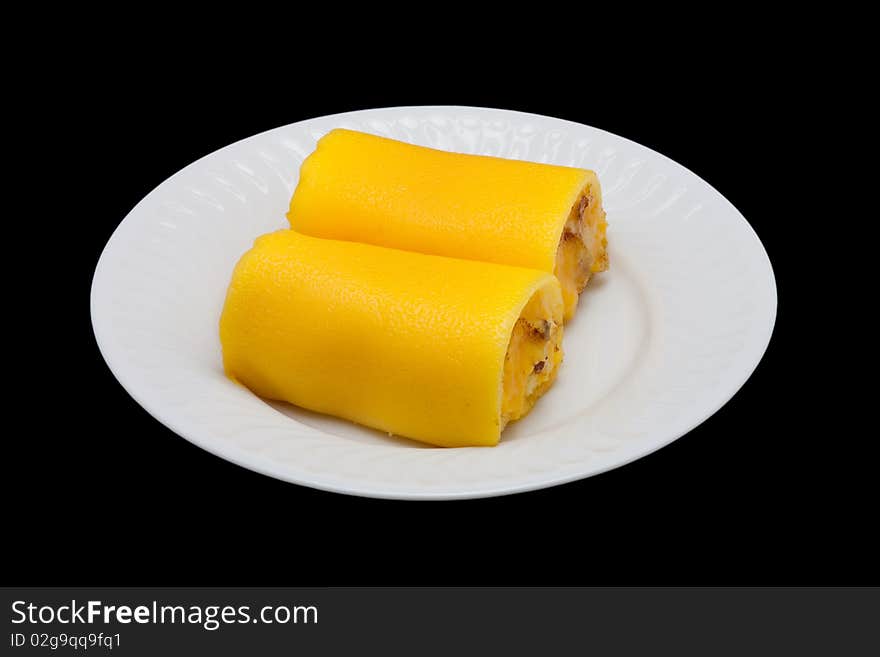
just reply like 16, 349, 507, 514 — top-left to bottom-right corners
90, 105, 778, 500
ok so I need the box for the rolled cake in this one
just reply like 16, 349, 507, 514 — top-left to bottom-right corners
219, 231, 564, 447
288, 129, 608, 320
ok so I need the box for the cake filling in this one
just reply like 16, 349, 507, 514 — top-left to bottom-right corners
501, 291, 564, 430
554, 183, 608, 319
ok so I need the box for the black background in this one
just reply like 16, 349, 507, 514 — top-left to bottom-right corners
8, 34, 870, 586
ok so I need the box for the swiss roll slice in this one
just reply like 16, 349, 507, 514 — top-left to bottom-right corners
288, 128, 608, 320
219, 231, 563, 447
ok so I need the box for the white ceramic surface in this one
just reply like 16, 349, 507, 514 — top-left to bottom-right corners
91, 106, 776, 499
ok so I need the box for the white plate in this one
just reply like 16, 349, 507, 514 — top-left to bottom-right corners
91, 106, 776, 499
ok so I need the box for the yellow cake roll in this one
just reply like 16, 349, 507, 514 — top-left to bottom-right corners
287, 128, 608, 320
220, 231, 564, 447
